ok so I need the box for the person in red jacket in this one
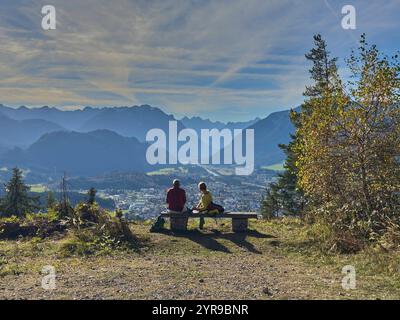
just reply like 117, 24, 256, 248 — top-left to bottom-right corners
166, 179, 187, 212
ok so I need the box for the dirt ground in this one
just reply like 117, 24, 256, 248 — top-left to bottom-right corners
0, 220, 399, 300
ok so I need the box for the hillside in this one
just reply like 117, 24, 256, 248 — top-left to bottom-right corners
2, 130, 151, 176
1, 219, 398, 300
248, 108, 297, 165
0, 112, 65, 147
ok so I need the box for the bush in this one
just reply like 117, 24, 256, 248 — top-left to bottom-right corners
0, 211, 67, 239
60, 203, 137, 256
304, 215, 366, 254
378, 219, 400, 251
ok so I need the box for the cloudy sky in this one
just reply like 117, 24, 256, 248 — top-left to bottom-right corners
0, 0, 399, 121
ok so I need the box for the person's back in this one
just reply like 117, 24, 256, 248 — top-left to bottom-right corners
166, 179, 186, 212
197, 190, 213, 212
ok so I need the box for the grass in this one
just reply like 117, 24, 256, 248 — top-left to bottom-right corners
261, 162, 285, 171
146, 167, 189, 176
28, 184, 47, 193
0, 218, 399, 299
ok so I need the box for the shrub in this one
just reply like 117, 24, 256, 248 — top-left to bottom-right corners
60, 203, 137, 256
0, 211, 67, 239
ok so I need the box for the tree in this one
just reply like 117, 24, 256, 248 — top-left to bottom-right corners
46, 191, 58, 210
0, 167, 40, 218
87, 187, 97, 205
295, 33, 400, 241
58, 173, 73, 219
261, 139, 305, 218
261, 186, 281, 219
261, 34, 336, 218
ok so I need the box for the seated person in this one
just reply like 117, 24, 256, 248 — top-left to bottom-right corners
166, 179, 187, 213
193, 182, 218, 229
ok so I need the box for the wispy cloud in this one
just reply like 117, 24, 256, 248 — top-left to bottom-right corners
0, 0, 399, 120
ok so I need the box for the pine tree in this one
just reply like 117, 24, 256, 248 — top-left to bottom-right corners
0, 167, 40, 218
261, 138, 305, 218
261, 34, 338, 218
58, 173, 73, 219
294, 34, 346, 211
304, 34, 339, 99
87, 187, 97, 205
46, 191, 57, 210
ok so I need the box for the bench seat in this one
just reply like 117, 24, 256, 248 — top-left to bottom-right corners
160, 211, 258, 232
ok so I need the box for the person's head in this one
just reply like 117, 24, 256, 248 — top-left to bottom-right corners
173, 179, 180, 188
198, 181, 207, 192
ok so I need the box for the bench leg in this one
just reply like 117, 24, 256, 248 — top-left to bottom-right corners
170, 217, 188, 231
232, 218, 248, 232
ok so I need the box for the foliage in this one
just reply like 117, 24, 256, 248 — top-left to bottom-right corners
87, 187, 97, 205
293, 34, 400, 250
45, 191, 58, 210
61, 202, 137, 256
261, 140, 305, 218
0, 210, 66, 239
260, 33, 337, 219
0, 168, 40, 218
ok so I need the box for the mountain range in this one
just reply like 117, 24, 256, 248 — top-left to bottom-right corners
0, 104, 296, 175
0, 111, 65, 148
180, 116, 260, 133
3, 130, 150, 176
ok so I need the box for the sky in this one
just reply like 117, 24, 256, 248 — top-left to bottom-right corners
0, 0, 399, 121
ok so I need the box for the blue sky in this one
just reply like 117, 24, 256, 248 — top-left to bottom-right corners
0, 0, 399, 121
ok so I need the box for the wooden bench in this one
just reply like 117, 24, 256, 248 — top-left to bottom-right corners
160, 211, 258, 232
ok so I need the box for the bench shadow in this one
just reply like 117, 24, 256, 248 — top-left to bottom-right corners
160, 229, 232, 253
159, 228, 275, 254
209, 229, 275, 254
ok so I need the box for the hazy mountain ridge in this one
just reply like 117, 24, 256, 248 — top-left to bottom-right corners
79, 105, 186, 141
0, 103, 297, 173
180, 116, 260, 132
2, 130, 151, 176
0, 110, 66, 147
0, 104, 98, 130
248, 107, 298, 165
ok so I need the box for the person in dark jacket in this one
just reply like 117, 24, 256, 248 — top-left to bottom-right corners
166, 179, 187, 212
151, 179, 187, 233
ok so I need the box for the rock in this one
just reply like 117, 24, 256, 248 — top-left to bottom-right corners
262, 287, 273, 296
199, 279, 204, 283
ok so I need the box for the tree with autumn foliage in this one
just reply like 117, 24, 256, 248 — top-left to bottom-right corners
293, 34, 400, 249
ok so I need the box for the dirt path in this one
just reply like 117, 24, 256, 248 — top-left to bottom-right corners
0, 222, 395, 299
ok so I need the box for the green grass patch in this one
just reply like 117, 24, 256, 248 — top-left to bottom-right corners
147, 167, 188, 176
28, 184, 47, 193
261, 162, 285, 171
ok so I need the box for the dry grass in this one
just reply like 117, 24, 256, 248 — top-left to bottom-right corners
0, 218, 399, 300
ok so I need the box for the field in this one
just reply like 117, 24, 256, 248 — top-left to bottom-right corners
0, 219, 399, 300
28, 184, 48, 193
147, 167, 189, 176
261, 163, 285, 171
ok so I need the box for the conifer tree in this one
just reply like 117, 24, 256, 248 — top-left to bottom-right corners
0, 167, 40, 218
87, 187, 97, 205
46, 191, 57, 210
261, 34, 336, 218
